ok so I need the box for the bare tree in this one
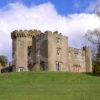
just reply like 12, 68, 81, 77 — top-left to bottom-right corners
85, 5, 100, 73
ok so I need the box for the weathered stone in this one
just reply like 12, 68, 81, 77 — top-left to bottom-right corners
11, 29, 92, 72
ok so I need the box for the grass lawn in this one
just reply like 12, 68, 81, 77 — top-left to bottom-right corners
0, 72, 100, 100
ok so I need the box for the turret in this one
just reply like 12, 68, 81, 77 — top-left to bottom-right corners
11, 29, 41, 72
83, 46, 92, 72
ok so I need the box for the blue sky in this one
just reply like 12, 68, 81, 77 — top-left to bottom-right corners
0, 0, 97, 15
0, 0, 100, 60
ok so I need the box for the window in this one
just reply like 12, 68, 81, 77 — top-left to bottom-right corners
18, 67, 24, 72
73, 65, 81, 72
28, 46, 32, 56
57, 47, 61, 55
40, 61, 47, 71
20, 68, 24, 72
56, 62, 63, 71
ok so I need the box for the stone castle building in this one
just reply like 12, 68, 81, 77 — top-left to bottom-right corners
11, 29, 92, 72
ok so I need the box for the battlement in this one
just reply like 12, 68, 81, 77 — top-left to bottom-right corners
68, 47, 86, 58
11, 29, 92, 72
44, 30, 68, 39
69, 47, 83, 53
69, 46, 89, 52
44, 30, 62, 35
11, 29, 68, 40
11, 29, 42, 39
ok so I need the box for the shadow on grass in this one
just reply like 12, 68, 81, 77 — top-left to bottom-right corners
84, 72, 100, 77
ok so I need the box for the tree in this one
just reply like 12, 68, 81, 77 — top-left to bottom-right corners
85, 29, 100, 73
84, 4, 100, 73
0, 55, 8, 67
93, 45, 100, 73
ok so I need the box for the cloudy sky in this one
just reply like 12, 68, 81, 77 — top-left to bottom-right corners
0, 0, 100, 61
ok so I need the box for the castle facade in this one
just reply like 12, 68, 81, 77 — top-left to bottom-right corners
11, 30, 92, 72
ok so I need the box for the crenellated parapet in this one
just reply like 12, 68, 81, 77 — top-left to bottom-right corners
44, 30, 52, 34
11, 30, 28, 39
11, 29, 66, 39
11, 29, 42, 39
44, 30, 62, 35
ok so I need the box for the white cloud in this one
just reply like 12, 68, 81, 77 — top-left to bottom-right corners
86, 0, 100, 14
0, 2, 100, 60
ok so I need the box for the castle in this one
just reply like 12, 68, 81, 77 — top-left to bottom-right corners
11, 29, 92, 72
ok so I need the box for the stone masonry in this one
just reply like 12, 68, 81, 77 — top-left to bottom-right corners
11, 29, 92, 72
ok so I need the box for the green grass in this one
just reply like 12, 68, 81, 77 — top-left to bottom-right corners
0, 72, 100, 100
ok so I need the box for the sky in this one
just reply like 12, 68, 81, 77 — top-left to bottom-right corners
0, 0, 99, 15
0, 0, 100, 61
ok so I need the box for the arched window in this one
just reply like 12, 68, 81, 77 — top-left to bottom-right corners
56, 61, 63, 71
73, 64, 81, 72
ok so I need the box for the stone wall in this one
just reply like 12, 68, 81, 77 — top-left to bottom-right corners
47, 31, 68, 71
31, 32, 48, 70
68, 47, 86, 72
11, 29, 92, 72
68, 47, 92, 72
84, 47, 92, 72
11, 30, 40, 72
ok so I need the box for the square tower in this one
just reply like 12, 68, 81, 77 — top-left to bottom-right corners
31, 31, 68, 71
47, 31, 68, 71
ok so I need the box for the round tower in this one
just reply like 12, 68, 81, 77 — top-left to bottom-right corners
11, 30, 37, 72
83, 46, 92, 72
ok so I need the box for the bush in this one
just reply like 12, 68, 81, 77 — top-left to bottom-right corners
0, 55, 8, 67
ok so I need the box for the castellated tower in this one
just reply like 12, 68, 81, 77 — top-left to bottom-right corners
11, 30, 40, 72
11, 29, 92, 72
47, 31, 68, 71
31, 31, 68, 71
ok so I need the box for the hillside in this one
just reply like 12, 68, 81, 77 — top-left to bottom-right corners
0, 72, 100, 100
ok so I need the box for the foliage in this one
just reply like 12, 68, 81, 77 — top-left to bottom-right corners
93, 45, 100, 73
0, 55, 8, 67
92, 60, 100, 73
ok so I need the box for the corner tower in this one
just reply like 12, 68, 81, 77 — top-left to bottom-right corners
11, 30, 36, 72
84, 46, 92, 72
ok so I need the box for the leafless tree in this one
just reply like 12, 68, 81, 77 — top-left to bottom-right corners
85, 5, 100, 73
